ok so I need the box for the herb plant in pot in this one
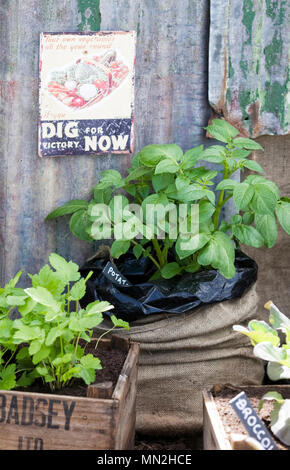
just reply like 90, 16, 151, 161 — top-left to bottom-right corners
46, 119, 290, 437
0, 253, 139, 450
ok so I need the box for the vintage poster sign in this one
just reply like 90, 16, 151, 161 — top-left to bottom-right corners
38, 31, 136, 157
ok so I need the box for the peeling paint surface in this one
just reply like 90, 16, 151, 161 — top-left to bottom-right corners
77, 0, 101, 31
209, 0, 290, 137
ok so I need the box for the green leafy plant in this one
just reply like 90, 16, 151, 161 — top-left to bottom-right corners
0, 254, 129, 392
234, 301, 290, 445
46, 119, 290, 280
0, 272, 34, 390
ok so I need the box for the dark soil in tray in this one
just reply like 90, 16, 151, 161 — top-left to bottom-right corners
18, 340, 127, 397
134, 433, 203, 450
212, 384, 290, 451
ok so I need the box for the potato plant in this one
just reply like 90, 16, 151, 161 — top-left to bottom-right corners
46, 119, 290, 280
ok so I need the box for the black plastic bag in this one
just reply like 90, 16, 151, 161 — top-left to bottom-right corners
80, 249, 258, 322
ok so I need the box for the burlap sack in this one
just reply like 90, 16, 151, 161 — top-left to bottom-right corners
95, 282, 265, 436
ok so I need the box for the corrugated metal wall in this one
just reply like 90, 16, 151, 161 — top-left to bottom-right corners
0, 0, 289, 313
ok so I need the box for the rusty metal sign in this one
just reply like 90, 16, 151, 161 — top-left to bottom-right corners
38, 31, 136, 157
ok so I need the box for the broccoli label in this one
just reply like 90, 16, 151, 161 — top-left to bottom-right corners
39, 32, 136, 157
230, 391, 278, 450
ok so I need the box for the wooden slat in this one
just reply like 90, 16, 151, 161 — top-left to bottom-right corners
209, 0, 290, 137
0, 389, 116, 450
113, 342, 139, 450
87, 382, 113, 399
202, 390, 232, 450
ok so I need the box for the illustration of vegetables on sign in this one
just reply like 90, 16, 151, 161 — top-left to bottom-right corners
39, 32, 136, 157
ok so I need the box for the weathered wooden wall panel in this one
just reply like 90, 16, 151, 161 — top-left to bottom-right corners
0, 0, 212, 284
209, 0, 290, 137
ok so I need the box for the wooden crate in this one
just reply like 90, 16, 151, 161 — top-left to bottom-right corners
0, 337, 139, 450
203, 386, 290, 450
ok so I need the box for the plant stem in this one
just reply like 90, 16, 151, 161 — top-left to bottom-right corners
213, 189, 225, 229
131, 240, 161, 270
94, 326, 116, 350
152, 239, 165, 267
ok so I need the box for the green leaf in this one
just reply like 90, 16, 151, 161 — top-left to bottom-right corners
216, 179, 238, 191
100, 169, 122, 186
245, 175, 280, 198
175, 185, 207, 203
276, 201, 290, 235
46, 200, 89, 220
205, 119, 239, 143
184, 262, 200, 273
32, 345, 51, 365
241, 160, 264, 173
78, 367, 96, 385
16, 371, 36, 388
24, 286, 61, 312
251, 183, 278, 215
69, 210, 93, 243
253, 342, 287, 363
233, 321, 280, 347
49, 253, 80, 283
231, 214, 242, 225
255, 214, 277, 248
232, 224, 264, 248
267, 362, 290, 381
261, 391, 284, 406
52, 354, 73, 367
152, 174, 174, 192
45, 326, 62, 346
181, 145, 204, 169
233, 182, 254, 211
197, 232, 235, 279
4, 271, 22, 289
13, 324, 42, 342
139, 144, 182, 167
233, 137, 263, 151
28, 340, 42, 355
267, 301, 290, 331
125, 166, 153, 182
133, 244, 143, 260
200, 145, 225, 163
29, 265, 65, 297
161, 262, 182, 279
80, 354, 102, 370
5, 295, 26, 306
110, 315, 130, 331
198, 201, 216, 223
175, 175, 190, 192
231, 149, 252, 159
69, 278, 87, 301
243, 212, 254, 225
110, 240, 130, 259
0, 364, 17, 390
61, 367, 81, 383
155, 159, 179, 175
85, 300, 113, 316
176, 233, 210, 260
